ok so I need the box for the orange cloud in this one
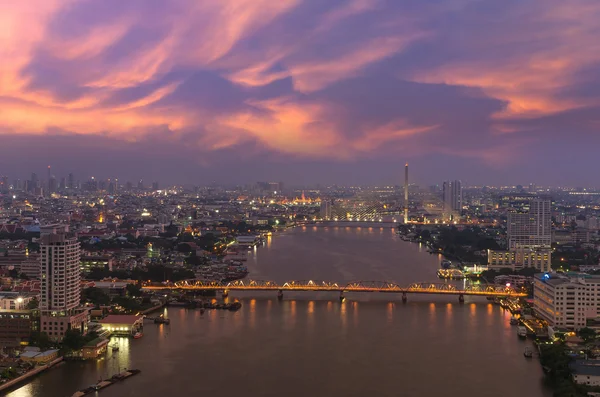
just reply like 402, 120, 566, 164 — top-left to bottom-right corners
410, 0, 600, 119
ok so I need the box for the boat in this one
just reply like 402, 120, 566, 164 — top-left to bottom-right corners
111, 345, 119, 352
154, 316, 170, 325
441, 260, 452, 269
517, 326, 527, 338
524, 347, 533, 358
133, 332, 143, 339
510, 317, 519, 326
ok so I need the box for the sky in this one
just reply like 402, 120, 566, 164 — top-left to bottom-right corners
1, 0, 599, 187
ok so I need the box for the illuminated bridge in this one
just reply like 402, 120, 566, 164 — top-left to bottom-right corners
142, 280, 526, 302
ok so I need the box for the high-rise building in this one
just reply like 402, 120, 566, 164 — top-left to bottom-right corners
68, 173, 75, 189
137, 179, 144, 190
404, 163, 409, 224
39, 225, 88, 341
30, 173, 38, 190
0, 176, 8, 193
48, 176, 57, 193
152, 181, 159, 191
59, 177, 66, 190
443, 180, 462, 218
508, 198, 552, 249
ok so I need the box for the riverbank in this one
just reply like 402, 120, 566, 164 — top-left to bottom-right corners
0, 357, 63, 393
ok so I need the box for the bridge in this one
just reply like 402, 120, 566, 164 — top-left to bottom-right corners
142, 279, 527, 302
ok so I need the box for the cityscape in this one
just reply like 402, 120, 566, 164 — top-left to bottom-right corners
2, 1, 600, 397
1, 167, 600, 396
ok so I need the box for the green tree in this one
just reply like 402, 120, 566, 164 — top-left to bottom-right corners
578, 327, 596, 343
29, 331, 51, 350
62, 329, 86, 350
82, 287, 111, 306
26, 297, 39, 310
126, 283, 142, 297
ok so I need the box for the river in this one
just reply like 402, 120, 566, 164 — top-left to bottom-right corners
7, 225, 552, 397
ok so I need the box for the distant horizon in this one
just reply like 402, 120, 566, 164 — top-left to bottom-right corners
3, 166, 599, 191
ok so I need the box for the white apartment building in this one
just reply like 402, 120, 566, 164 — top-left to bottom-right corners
534, 273, 600, 329
39, 224, 88, 341
508, 198, 552, 249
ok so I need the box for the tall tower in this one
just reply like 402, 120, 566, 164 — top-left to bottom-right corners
404, 163, 409, 224
40, 224, 88, 341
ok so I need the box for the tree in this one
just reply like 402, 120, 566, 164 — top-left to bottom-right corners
26, 297, 39, 310
29, 331, 51, 350
126, 283, 142, 297
578, 327, 596, 342
82, 287, 111, 306
62, 329, 86, 350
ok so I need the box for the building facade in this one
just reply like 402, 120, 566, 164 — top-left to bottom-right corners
508, 198, 552, 249
534, 273, 600, 329
488, 248, 552, 272
443, 180, 462, 219
39, 224, 88, 341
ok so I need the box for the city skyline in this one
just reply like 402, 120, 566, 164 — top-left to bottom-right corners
2, 1, 600, 186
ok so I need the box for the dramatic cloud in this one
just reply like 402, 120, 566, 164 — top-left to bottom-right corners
1, 0, 599, 185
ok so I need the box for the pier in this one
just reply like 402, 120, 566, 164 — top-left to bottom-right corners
70, 369, 141, 397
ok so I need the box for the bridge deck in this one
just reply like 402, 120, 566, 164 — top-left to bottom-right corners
142, 280, 526, 297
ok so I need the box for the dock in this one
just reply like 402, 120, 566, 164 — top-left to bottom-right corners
70, 369, 141, 397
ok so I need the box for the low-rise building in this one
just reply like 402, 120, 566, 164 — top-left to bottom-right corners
534, 273, 600, 329
488, 248, 551, 272
19, 349, 59, 364
571, 360, 600, 386
82, 337, 109, 359
0, 310, 37, 347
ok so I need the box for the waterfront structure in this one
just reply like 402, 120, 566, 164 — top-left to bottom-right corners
533, 273, 600, 329
39, 224, 88, 341
82, 338, 110, 359
98, 315, 143, 336
508, 198, 552, 250
488, 247, 551, 272
443, 180, 462, 219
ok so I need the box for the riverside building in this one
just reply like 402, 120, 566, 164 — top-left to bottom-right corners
534, 273, 600, 330
39, 224, 88, 341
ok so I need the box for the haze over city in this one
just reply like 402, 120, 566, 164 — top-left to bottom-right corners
2, 0, 599, 186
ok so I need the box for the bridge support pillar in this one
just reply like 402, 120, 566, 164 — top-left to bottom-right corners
458, 294, 464, 304
402, 292, 407, 303
222, 289, 229, 299
340, 291, 345, 302
277, 290, 283, 300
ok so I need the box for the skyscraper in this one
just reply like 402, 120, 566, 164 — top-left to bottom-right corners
404, 163, 409, 224
39, 225, 88, 341
508, 198, 552, 249
443, 180, 462, 218
68, 173, 75, 189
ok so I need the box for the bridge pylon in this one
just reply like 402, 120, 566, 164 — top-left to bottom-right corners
402, 292, 407, 303
277, 290, 283, 300
458, 293, 464, 304
340, 291, 345, 302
